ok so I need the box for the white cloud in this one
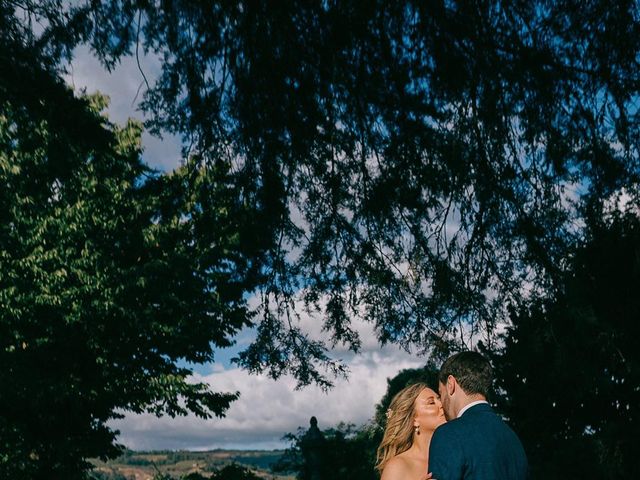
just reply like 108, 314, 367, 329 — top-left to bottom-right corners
110, 343, 425, 451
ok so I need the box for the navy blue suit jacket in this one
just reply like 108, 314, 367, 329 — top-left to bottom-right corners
428, 403, 528, 480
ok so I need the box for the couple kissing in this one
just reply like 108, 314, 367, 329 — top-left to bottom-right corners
376, 351, 528, 480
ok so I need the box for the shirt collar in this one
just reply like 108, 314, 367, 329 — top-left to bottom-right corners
457, 400, 489, 418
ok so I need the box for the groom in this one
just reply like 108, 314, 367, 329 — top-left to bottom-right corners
428, 351, 528, 479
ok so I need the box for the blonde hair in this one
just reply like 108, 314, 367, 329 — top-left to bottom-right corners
375, 383, 427, 473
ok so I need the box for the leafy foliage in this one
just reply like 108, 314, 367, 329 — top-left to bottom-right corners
0, 8, 265, 477
11, 0, 640, 381
210, 463, 262, 480
151, 463, 262, 480
489, 209, 640, 478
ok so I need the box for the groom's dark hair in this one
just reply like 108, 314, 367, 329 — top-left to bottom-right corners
438, 351, 492, 397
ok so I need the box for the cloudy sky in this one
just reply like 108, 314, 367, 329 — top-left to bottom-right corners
65, 47, 428, 451
110, 334, 424, 451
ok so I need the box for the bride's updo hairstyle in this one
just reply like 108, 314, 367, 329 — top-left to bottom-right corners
375, 382, 427, 473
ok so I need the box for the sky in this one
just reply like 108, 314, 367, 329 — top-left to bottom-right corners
64, 46, 429, 452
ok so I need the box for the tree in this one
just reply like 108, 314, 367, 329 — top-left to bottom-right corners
489, 208, 640, 478
210, 463, 261, 480
10, 0, 640, 378
0, 11, 266, 477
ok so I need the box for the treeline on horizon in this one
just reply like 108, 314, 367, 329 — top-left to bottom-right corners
1, 1, 639, 479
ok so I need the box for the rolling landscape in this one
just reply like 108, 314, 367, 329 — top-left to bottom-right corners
90, 450, 294, 480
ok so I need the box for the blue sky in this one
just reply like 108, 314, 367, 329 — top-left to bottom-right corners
64, 46, 428, 451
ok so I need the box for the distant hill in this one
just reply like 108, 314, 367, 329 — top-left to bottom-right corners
90, 449, 295, 480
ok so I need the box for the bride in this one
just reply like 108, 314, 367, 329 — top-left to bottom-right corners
376, 383, 446, 480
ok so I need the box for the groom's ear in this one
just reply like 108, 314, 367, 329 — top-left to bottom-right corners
447, 375, 456, 396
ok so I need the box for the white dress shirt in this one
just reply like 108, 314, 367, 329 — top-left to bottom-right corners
458, 400, 490, 418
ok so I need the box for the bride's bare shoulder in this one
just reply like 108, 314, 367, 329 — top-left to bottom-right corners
380, 455, 412, 480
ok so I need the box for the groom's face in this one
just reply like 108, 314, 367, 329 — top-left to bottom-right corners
438, 381, 454, 420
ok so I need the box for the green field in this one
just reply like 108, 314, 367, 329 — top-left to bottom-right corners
90, 449, 295, 480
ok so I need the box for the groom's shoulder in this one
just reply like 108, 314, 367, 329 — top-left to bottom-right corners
432, 417, 465, 441
433, 409, 490, 440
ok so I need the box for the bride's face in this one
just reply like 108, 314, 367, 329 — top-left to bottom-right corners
413, 388, 446, 434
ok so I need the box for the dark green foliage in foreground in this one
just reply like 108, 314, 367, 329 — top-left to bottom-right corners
143, 464, 261, 480
179, 473, 208, 480
210, 463, 261, 480
150, 463, 260, 480
0, 10, 264, 479
489, 212, 640, 479
0, 87, 243, 475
